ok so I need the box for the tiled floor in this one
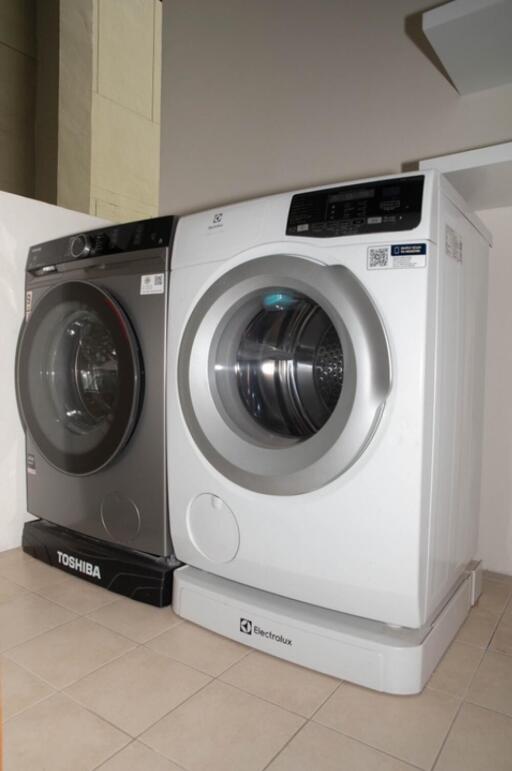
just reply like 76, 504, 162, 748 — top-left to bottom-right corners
1, 549, 512, 771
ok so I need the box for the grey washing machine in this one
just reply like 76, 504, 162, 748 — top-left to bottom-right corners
16, 217, 180, 605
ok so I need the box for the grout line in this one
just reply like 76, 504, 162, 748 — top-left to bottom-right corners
308, 679, 345, 721
94, 89, 155, 124
139, 642, 246, 680
1, 690, 55, 726
136, 676, 215, 743
91, 738, 190, 771
429, 697, 465, 771
459, 699, 512, 721
60, 688, 135, 741
260, 718, 307, 771
2, 638, 140, 696
0, 614, 80, 659
431, 610, 512, 769
29, 588, 119, 616
212, 675, 314, 720
0, 40, 36, 61
1, 651, 59, 693
90, 738, 138, 771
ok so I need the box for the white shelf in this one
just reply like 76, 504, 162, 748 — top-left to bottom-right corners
420, 142, 512, 210
422, 0, 512, 94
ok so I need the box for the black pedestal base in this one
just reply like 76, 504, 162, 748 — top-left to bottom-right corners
22, 520, 180, 607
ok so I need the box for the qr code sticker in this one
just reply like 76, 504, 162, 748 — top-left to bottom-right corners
368, 247, 389, 269
140, 273, 165, 294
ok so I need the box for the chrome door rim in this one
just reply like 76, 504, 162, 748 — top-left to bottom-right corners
178, 255, 391, 495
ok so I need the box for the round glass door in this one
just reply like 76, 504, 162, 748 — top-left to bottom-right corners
17, 281, 142, 475
178, 255, 391, 495
236, 290, 344, 439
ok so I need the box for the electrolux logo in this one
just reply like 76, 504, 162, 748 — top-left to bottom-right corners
56, 550, 101, 580
208, 212, 224, 231
239, 617, 292, 646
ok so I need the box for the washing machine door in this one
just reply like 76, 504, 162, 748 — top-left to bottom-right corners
16, 281, 142, 475
178, 254, 391, 495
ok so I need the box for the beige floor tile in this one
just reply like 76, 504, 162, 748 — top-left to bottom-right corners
0, 575, 26, 605
466, 650, 512, 717
88, 596, 182, 643
434, 702, 512, 771
147, 621, 249, 676
3, 692, 129, 771
455, 607, 499, 648
140, 680, 304, 771
314, 682, 460, 770
475, 579, 512, 616
0, 656, 54, 720
220, 650, 339, 717
65, 645, 210, 737
428, 641, 484, 697
5, 617, 136, 689
0, 551, 69, 591
97, 741, 184, 771
36, 573, 118, 614
267, 720, 418, 771
490, 612, 512, 656
0, 548, 21, 561
0, 593, 75, 652
483, 570, 512, 586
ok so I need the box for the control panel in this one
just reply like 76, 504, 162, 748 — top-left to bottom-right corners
286, 176, 424, 238
27, 216, 175, 273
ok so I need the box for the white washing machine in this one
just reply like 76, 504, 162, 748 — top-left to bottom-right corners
168, 171, 491, 693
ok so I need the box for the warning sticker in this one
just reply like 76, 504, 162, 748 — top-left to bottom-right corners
140, 273, 165, 295
25, 290, 32, 320
367, 243, 427, 270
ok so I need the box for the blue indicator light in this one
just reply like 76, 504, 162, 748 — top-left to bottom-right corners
262, 292, 297, 310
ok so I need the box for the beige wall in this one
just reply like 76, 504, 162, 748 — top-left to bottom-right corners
0, 0, 36, 197
159, 0, 512, 214
89, 0, 162, 222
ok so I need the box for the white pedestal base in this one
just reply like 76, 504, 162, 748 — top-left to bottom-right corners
173, 565, 481, 694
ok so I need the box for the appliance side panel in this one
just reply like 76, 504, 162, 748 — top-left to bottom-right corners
426, 195, 489, 616
454, 208, 489, 570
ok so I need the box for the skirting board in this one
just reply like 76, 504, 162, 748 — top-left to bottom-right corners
173, 565, 481, 694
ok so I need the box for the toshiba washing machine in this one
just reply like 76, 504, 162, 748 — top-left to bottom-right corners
168, 171, 491, 692
16, 217, 179, 605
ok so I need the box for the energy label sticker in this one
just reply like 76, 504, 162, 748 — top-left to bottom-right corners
140, 273, 165, 295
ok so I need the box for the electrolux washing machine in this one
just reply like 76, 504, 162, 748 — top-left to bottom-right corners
168, 171, 491, 691
16, 217, 180, 605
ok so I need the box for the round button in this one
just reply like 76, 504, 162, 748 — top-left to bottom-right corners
70, 234, 92, 259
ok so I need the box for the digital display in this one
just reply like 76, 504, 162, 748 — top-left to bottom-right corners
327, 188, 375, 205
286, 176, 424, 239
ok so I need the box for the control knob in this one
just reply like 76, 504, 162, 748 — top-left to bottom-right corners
70, 234, 93, 259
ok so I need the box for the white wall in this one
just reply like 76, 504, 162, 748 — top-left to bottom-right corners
477, 207, 512, 574
160, 1, 512, 573
0, 193, 107, 552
